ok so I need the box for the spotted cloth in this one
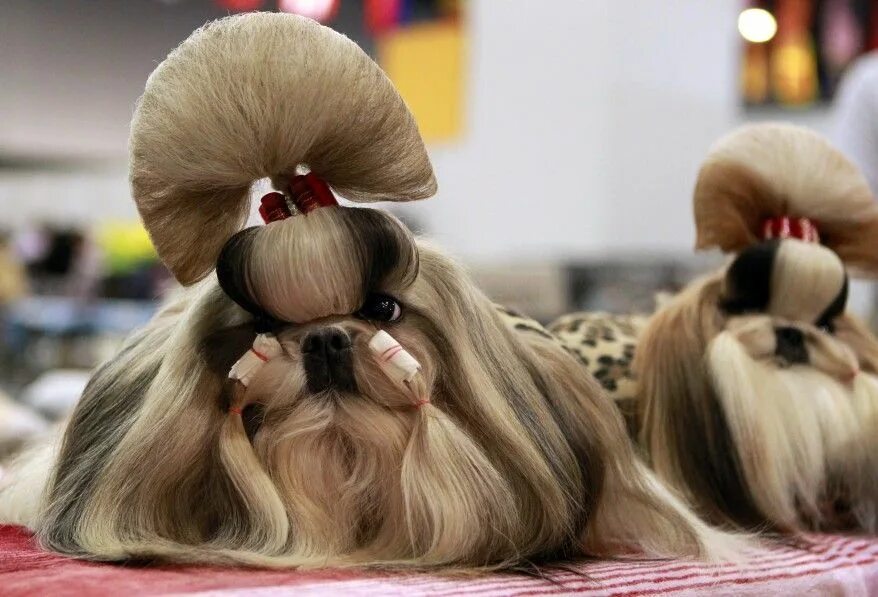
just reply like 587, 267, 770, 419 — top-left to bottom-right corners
497, 306, 647, 436
2, 526, 878, 596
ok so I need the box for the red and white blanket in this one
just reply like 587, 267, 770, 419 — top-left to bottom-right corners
2, 526, 877, 596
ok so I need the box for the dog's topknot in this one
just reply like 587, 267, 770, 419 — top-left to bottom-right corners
693, 123, 878, 276
129, 12, 436, 284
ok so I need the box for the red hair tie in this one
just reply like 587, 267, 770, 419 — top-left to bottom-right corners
259, 192, 292, 223
762, 217, 820, 243
258, 173, 338, 223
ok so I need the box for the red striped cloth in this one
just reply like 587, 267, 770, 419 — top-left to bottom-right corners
2, 526, 877, 596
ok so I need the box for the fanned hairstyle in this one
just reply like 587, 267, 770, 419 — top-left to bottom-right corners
0, 13, 742, 569
637, 123, 878, 532
130, 12, 436, 285
694, 122, 878, 276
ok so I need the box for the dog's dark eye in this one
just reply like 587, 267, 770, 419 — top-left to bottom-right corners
817, 321, 835, 335
357, 294, 402, 322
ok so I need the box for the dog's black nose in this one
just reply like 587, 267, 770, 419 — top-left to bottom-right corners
301, 327, 356, 393
775, 326, 809, 365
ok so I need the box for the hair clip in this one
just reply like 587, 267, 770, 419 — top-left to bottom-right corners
288, 173, 338, 214
258, 173, 338, 224
762, 217, 820, 243
368, 330, 422, 385
259, 192, 294, 223
229, 334, 283, 387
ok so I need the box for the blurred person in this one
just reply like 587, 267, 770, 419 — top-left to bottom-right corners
0, 231, 27, 306
834, 51, 878, 193
0, 233, 44, 466
833, 51, 878, 325
24, 227, 100, 298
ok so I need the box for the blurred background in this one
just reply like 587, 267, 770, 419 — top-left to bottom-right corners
1, 0, 877, 430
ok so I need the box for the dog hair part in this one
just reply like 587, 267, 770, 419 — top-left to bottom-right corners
637, 124, 878, 533
0, 13, 742, 569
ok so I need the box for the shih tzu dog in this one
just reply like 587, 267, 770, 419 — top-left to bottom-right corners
634, 123, 878, 534
0, 14, 736, 569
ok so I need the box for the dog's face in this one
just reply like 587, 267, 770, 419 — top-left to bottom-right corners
723, 315, 859, 382
33, 207, 729, 568
638, 238, 878, 532
229, 244, 577, 564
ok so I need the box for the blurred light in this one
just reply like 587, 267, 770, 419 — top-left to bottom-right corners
365, 0, 402, 35
278, 0, 339, 22
215, 0, 265, 11
738, 8, 777, 43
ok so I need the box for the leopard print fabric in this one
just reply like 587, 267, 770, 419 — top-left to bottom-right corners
548, 312, 647, 436
495, 305, 647, 437
494, 304, 560, 342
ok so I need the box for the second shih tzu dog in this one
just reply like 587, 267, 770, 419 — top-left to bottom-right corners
553, 123, 878, 534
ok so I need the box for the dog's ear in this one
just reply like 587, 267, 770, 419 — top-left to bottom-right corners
833, 312, 878, 532
200, 322, 259, 378
834, 313, 878, 374
38, 288, 199, 556
513, 320, 735, 559
636, 276, 769, 531
40, 284, 288, 562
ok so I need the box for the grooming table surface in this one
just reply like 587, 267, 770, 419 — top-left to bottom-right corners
2, 526, 877, 596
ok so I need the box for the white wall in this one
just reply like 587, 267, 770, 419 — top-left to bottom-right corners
603, 0, 740, 253
0, 0, 834, 258
420, 0, 613, 259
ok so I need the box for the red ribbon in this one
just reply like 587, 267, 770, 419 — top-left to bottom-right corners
762, 217, 820, 243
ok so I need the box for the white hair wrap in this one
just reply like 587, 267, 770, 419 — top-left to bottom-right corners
229, 334, 283, 387
368, 330, 422, 386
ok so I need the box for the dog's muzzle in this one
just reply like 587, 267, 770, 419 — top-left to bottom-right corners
301, 326, 357, 393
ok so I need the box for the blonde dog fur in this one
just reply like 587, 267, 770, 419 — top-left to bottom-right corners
638, 124, 878, 533
0, 14, 739, 569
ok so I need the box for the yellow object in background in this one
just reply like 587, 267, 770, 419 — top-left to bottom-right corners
0, 246, 27, 305
95, 221, 157, 274
378, 21, 465, 142
742, 42, 770, 104
770, 0, 818, 107
771, 36, 818, 106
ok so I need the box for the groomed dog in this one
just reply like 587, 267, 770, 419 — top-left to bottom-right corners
0, 13, 737, 569
636, 123, 878, 533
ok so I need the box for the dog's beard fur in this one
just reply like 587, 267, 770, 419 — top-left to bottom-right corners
0, 243, 737, 569
638, 273, 878, 533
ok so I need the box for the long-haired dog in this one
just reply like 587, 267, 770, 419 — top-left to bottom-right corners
636, 123, 878, 534
0, 13, 737, 569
